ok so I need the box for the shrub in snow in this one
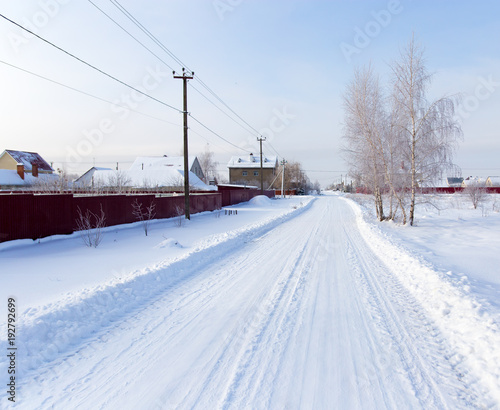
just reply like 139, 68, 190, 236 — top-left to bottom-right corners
132, 198, 156, 236
75, 205, 106, 247
463, 182, 486, 210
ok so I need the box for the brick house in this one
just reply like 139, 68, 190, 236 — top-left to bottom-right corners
227, 154, 278, 186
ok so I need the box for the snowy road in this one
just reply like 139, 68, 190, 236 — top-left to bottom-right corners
12, 196, 490, 408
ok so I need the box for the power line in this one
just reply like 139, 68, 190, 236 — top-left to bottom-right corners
189, 114, 250, 153
0, 59, 236, 155
1, 9, 267, 157
193, 77, 261, 136
0, 12, 182, 114
265, 140, 281, 158
109, 0, 185, 68
189, 83, 258, 137
106, 0, 262, 138
304, 170, 349, 173
189, 129, 235, 154
0, 59, 181, 127
87, 0, 176, 72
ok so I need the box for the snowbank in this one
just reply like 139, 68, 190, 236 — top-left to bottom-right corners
248, 195, 273, 206
343, 195, 500, 404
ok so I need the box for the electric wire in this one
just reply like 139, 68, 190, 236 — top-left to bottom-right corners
189, 114, 250, 153
193, 77, 262, 136
87, 0, 176, 72
1, 9, 275, 163
265, 140, 281, 158
109, 0, 185, 68
92, 0, 262, 152
0, 18, 242, 154
0, 13, 182, 114
0, 59, 181, 127
189, 84, 257, 137
107, 0, 263, 138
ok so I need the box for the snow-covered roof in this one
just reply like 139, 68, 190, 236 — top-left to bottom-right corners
0, 169, 58, 187
88, 168, 215, 191
129, 156, 197, 171
227, 154, 278, 169
74, 167, 113, 185
1, 150, 54, 172
462, 176, 485, 186
0, 169, 24, 186
487, 176, 500, 186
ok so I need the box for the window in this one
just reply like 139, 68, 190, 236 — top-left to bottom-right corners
253, 171, 259, 176
242, 171, 248, 176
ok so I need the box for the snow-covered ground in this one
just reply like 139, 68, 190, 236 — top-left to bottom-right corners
348, 192, 500, 319
0, 193, 499, 409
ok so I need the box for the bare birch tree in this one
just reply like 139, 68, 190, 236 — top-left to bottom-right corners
198, 144, 219, 184
342, 65, 387, 220
390, 36, 462, 225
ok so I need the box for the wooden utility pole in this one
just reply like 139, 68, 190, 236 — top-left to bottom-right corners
280, 159, 287, 198
173, 68, 194, 219
257, 136, 266, 195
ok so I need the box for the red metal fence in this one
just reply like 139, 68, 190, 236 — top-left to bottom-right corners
356, 187, 500, 194
0, 189, 274, 243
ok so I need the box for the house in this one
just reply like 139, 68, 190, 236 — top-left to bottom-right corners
0, 149, 54, 176
75, 155, 214, 191
486, 176, 500, 187
129, 156, 205, 181
0, 149, 57, 189
227, 154, 278, 185
80, 168, 213, 191
74, 167, 113, 188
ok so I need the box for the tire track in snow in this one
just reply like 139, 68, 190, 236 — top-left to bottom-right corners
217, 222, 318, 409
343, 223, 478, 408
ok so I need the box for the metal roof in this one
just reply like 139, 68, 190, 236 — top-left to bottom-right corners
3, 150, 54, 172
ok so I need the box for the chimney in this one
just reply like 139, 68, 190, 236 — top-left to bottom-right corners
17, 164, 24, 180
32, 163, 39, 177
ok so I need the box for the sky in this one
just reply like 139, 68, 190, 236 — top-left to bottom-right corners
0, 0, 499, 187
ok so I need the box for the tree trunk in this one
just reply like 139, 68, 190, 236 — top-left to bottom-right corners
409, 131, 417, 226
